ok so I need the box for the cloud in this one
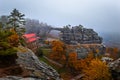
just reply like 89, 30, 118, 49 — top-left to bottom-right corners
0, 0, 120, 34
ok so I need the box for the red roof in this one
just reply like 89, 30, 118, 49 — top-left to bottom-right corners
23, 33, 38, 43
23, 33, 36, 38
27, 38, 37, 43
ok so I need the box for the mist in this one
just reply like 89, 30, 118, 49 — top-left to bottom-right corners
0, 0, 120, 34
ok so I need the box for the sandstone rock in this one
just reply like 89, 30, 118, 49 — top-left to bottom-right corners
16, 48, 60, 80
75, 45, 106, 59
109, 58, 120, 72
108, 58, 120, 80
59, 25, 102, 44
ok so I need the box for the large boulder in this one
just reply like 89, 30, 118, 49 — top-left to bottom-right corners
16, 48, 60, 80
0, 47, 61, 80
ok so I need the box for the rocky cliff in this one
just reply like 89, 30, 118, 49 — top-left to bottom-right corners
0, 47, 61, 80
59, 25, 102, 44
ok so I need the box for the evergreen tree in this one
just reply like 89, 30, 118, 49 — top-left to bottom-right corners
7, 9, 26, 46
8, 8, 25, 31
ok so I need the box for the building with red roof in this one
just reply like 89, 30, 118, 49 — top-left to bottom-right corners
23, 33, 40, 52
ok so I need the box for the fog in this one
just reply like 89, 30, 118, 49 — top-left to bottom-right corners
0, 0, 120, 34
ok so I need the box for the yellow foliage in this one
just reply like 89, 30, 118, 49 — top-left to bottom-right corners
17, 46, 28, 52
50, 40, 66, 61
8, 33, 19, 47
68, 52, 94, 72
68, 52, 77, 67
83, 59, 111, 80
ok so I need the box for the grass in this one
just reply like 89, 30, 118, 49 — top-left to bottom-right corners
39, 57, 61, 71
39, 57, 49, 63
16, 46, 28, 53
40, 47, 51, 56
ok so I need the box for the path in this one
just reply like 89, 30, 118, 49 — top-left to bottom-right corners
43, 56, 63, 67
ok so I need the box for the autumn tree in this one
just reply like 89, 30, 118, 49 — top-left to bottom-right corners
112, 48, 119, 59
0, 27, 18, 56
106, 47, 119, 59
50, 40, 66, 62
0, 24, 18, 65
83, 58, 111, 80
67, 52, 78, 73
7, 28, 19, 47
67, 52, 94, 74
68, 52, 77, 67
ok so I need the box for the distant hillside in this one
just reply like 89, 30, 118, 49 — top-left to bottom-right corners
102, 33, 120, 48
48, 30, 60, 38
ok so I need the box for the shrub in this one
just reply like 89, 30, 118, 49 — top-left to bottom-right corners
35, 48, 43, 57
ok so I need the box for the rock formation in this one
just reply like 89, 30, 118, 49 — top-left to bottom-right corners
59, 25, 102, 44
75, 44, 106, 59
0, 47, 61, 80
108, 58, 120, 80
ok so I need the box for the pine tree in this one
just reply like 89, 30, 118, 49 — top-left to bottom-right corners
8, 8, 25, 27
7, 9, 26, 46
8, 8, 25, 31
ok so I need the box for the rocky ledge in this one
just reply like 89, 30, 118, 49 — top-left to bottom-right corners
108, 58, 120, 80
0, 47, 61, 80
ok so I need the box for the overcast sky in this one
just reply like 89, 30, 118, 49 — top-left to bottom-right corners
0, 0, 120, 34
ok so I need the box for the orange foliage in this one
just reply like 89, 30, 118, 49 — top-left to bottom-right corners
50, 40, 66, 62
68, 52, 77, 67
83, 59, 111, 80
113, 48, 118, 54
68, 52, 95, 73
8, 29, 19, 47
106, 47, 119, 59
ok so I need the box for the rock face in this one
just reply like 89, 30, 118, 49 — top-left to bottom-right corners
0, 48, 60, 80
75, 44, 106, 59
109, 58, 120, 72
16, 49, 60, 80
108, 58, 120, 80
59, 25, 102, 44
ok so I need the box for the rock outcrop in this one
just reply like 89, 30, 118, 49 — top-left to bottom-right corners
59, 25, 102, 44
75, 44, 106, 59
108, 58, 120, 80
16, 49, 60, 80
109, 58, 120, 72
0, 47, 61, 80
